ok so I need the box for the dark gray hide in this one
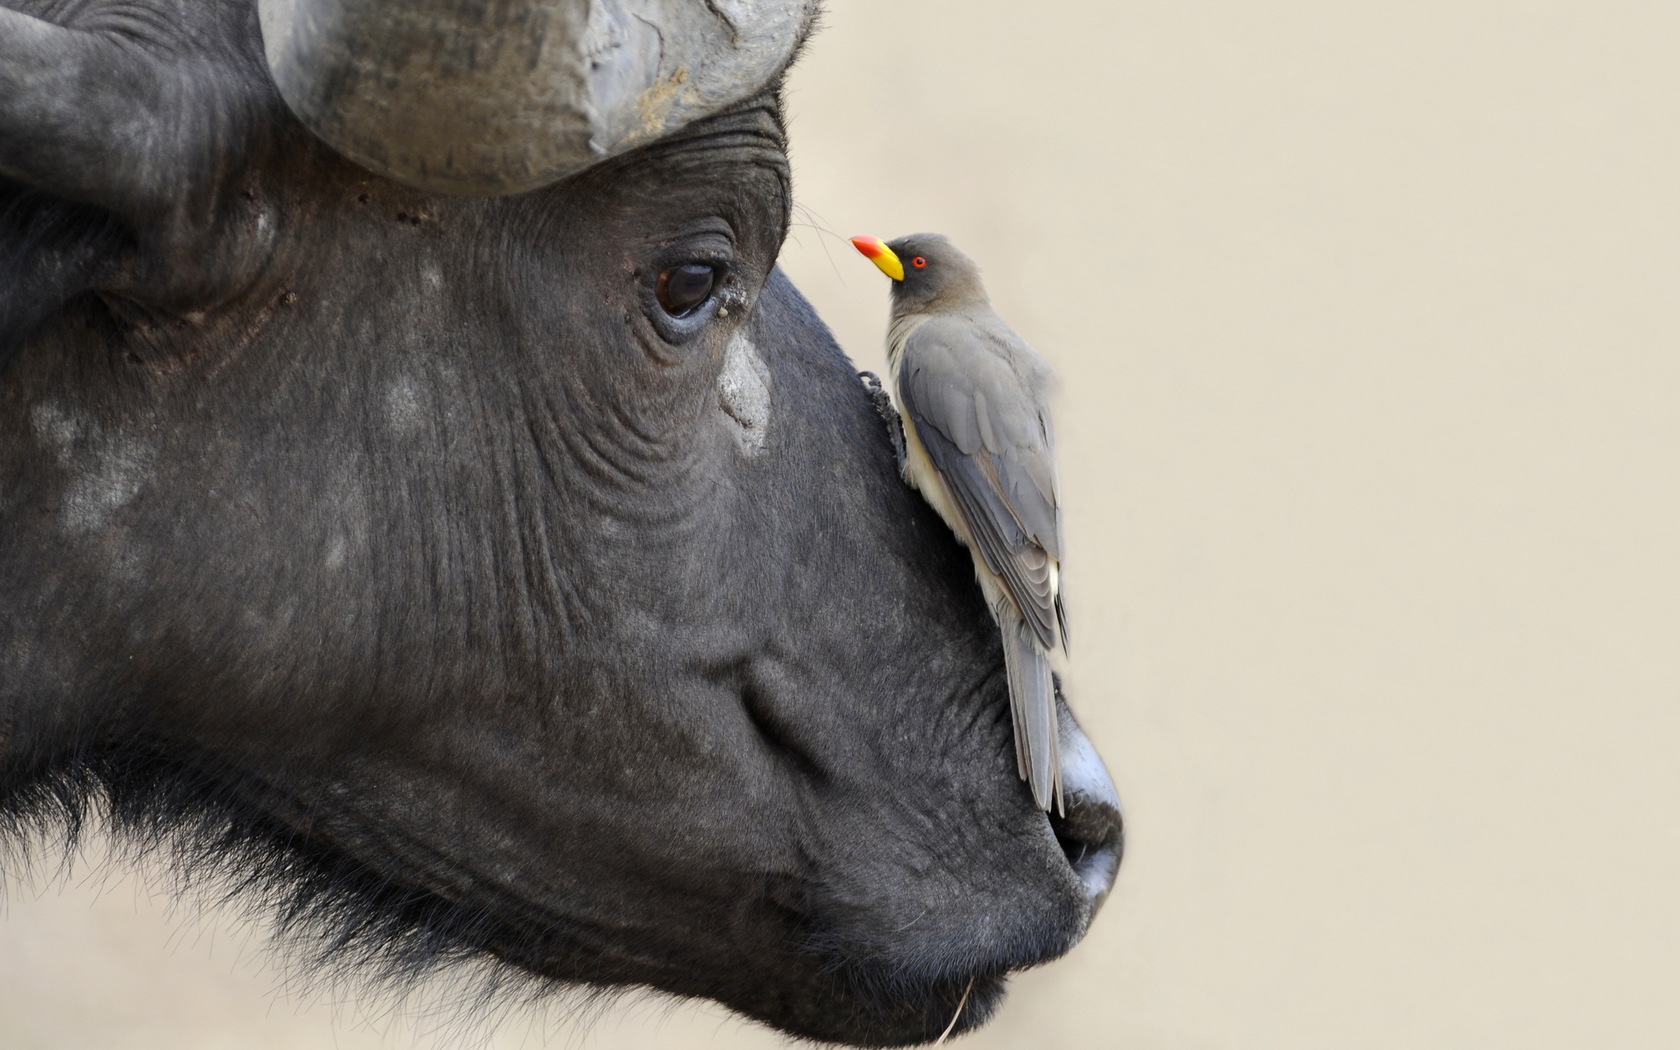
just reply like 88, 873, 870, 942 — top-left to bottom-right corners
0, 0, 1122, 1045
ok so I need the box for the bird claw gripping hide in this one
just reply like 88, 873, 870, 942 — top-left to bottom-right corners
859, 370, 908, 469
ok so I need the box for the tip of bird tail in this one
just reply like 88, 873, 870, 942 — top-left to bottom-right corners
1003, 616, 1061, 813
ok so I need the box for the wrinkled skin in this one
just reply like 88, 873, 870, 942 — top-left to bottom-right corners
0, 1, 1122, 1044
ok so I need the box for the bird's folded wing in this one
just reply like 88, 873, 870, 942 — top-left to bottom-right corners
900, 324, 1062, 650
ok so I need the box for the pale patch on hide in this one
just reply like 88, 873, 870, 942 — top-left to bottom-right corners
383, 375, 427, 437
0, 636, 70, 708
717, 331, 771, 456
321, 462, 370, 575
240, 593, 300, 636
62, 438, 156, 535
29, 401, 83, 465
31, 401, 156, 535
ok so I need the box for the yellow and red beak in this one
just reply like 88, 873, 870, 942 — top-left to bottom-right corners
851, 235, 905, 282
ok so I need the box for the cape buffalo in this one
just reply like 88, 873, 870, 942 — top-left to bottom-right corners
0, 0, 1122, 1044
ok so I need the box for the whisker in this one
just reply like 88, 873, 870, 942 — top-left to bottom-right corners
933, 977, 974, 1045
789, 203, 853, 281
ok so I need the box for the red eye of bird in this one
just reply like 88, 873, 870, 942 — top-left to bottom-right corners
912, 256, 928, 269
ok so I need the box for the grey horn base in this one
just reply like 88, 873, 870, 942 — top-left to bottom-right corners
259, 0, 816, 195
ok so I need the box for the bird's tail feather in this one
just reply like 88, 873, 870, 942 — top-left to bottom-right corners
1003, 613, 1061, 813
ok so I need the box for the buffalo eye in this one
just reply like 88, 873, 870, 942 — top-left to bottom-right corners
656, 264, 718, 316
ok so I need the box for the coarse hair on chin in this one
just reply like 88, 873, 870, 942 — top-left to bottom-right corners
0, 739, 649, 1048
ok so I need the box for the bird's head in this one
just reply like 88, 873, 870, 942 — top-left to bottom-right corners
851, 232, 990, 311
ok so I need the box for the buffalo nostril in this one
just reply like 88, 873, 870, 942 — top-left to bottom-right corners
1051, 797, 1122, 867
1049, 791, 1124, 911
1051, 704, 1124, 914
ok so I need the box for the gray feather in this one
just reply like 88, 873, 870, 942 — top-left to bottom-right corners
1002, 610, 1061, 813
899, 329, 1062, 651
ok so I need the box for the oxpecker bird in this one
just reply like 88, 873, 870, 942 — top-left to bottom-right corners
852, 233, 1067, 812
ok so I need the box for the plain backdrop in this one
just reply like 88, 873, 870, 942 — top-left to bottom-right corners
5, 1, 1679, 1047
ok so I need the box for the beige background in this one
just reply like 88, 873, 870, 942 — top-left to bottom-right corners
5, 0, 1679, 1046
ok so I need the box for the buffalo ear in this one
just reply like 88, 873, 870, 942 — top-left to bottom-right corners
0, 8, 268, 359
259, 0, 818, 196
0, 7, 262, 223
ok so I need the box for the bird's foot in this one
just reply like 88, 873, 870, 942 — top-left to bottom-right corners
858, 370, 908, 469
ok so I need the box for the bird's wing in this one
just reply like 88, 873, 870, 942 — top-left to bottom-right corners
899, 317, 1063, 650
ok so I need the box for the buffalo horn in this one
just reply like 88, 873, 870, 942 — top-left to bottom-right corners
259, 0, 815, 196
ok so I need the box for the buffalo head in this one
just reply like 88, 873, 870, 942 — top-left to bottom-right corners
0, 0, 1121, 1044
